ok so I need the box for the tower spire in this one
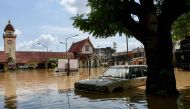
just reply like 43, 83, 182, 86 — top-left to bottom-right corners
4, 19, 15, 32
8, 19, 11, 24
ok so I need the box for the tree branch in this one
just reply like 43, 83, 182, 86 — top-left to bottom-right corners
159, 0, 189, 29
118, 1, 146, 44
128, 1, 144, 18
139, 0, 154, 11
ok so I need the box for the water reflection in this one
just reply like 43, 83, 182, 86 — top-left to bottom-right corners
146, 95, 178, 109
75, 87, 146, 109
0, 68, 189, 109
0, 68, 106, 109
74, 87, 145, 100
146, 87, 190, 109
178, 87, 190, 109
4, 73, 17, 109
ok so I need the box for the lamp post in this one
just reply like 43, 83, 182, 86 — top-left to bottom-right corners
59, 42, 66, 71
113, 42, 117, 65
59, 41, 66, 54
37, 43, 48, 52
37, 43, 49, 69
126, 36, 128, 65
61, 34, 79, 75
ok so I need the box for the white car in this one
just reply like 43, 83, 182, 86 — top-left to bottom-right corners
74, 65, 147, 92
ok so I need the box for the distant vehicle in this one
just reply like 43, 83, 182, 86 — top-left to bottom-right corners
18, 64, 29, 69
175, 37, 190, 70
74, 65, 147, 92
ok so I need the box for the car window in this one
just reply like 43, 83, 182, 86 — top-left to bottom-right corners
129, 67, 143, 78
141, 66, 147, 76
101, 67, 129, 78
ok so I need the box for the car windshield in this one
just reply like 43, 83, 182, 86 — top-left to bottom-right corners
101, 67, 129, 78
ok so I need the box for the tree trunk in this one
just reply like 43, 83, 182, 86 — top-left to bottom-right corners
144, 13, 179, 97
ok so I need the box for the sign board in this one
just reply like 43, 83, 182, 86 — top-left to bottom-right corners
57, 59, 67, 70
69, 59, 78, 70
57, 59, 78, 71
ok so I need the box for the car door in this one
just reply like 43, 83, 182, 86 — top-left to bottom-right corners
140, 66, 147, 77
125, 66, 146, 88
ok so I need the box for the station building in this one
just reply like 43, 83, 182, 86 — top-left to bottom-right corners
0, 21, 73, 70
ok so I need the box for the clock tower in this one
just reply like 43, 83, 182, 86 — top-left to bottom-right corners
3, 20, 16, 60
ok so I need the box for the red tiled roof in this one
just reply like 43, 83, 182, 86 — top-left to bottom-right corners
16, 51, 74, 63
0, 51, 74, 63
68, 37, 94, 52
0, 51, 8, 63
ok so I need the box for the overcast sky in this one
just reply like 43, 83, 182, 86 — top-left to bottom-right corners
0, 0, 143, 52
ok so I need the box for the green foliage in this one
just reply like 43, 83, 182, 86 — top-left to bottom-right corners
7, 56, 14, 63
72, 0, 130, 38
51, 63, 57, 69
72, 0, 189, 42
172, 12, 190, 41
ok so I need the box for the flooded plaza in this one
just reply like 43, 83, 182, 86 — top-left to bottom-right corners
0, 68, 190, 109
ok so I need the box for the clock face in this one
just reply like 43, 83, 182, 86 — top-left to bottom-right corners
7, 40, 13, 45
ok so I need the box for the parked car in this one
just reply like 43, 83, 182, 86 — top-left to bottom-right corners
74, 65, 147, 92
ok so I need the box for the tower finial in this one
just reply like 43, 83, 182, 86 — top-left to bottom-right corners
8, 20, 11, 24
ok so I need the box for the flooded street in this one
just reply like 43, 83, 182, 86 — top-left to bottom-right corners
0, 68, 190, 109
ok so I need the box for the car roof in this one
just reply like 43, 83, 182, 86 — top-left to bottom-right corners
110, 65, 147, 68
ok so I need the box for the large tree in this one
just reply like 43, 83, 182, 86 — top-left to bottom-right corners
72, 0, 190, 96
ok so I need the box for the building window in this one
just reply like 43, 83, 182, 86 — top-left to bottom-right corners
85, 45, 89, 52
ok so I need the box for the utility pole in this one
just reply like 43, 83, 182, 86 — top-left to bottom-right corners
113, 42, 117, 65
37, 43, 48, 69
65, 34, 79, 75
126, 36, 129, 65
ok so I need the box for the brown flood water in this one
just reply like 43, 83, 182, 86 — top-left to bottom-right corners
0, 68, 190, 109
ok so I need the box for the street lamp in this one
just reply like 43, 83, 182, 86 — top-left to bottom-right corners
37, 43, 49, 69
37, 43, 48, 52
60, 34, 79, 75
59, 42, 66, 45
59, 42, 66, 49
59, 41, 66, 59
113, 42, 117, 65
126, 36, 129, 65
